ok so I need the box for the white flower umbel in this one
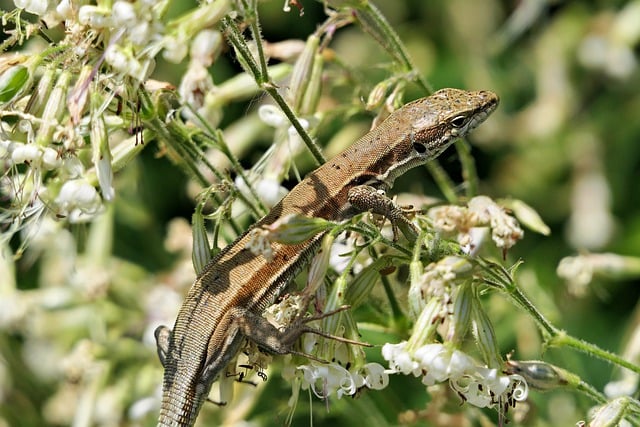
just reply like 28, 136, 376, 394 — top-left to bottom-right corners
383, 341, 528, 410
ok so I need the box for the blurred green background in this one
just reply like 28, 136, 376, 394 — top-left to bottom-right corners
2, 0, 640, 426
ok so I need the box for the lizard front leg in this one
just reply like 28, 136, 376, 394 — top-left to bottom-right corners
224, 306, 366, 363
347, 185, 419, 241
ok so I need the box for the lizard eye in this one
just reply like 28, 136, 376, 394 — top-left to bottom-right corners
451, 115, 467, 128
413, 142, 427, 154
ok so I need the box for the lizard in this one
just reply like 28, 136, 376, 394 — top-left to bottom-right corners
154, 88, 499, 426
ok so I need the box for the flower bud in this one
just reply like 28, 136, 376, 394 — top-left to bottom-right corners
298, 52, 323, 115
589, 397, 631, 427
191, 206, 212, 274
504, 359, 574, 391
306, 233, 334, 295
366, 79, 394, 111
346, 256, 395, 308
25, 66, 55, 116
264, 214, 335, 245
68, 65, 94, 124
502, 198, 550, 236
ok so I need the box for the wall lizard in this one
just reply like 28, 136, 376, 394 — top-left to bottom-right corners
155, 88, 499, 426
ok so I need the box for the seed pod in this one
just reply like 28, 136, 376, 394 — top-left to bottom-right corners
502, 198, 550, 236
504, 360, 572, 391
288, 34, 320, 113
25, 66, 56, 116
36, 70, 72, 146
91, 114, 115, 201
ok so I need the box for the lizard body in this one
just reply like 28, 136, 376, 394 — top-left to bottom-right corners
156, 88, 499, 426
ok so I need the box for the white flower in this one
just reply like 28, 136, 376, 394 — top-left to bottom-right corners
382, 341, 421, 376
104, 45, 145, 79
258, 104, 287, 127
11, 143, 40, 164
557, 255, 593, 296
297, 361, 386, 400
163, 34, 189, 64
429, 204, 467, 232
244, 228, 274, 261
111, 1, 137, 28
468, 196, 523, 249
179, 62, 213, 110
258, 104, 309, 148
55, 179, 103, 222
14, 0, 50, 16
298, 362, 354, 399
10, 142, 61, 170
191, 30, 222, 67
264, 294, 305, 329
41, 147, 61, 169
55, 0, 72, 20
78, 5, 112, 28
419, 345, 471, 386
359, 363, 389, 390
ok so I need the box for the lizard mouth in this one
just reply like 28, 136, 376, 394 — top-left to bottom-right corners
466, 91, 499, 133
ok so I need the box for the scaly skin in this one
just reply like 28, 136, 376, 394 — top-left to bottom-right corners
156, 88, 499, 426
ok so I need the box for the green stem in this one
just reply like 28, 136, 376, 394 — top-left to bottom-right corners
550, 333, 640, 376
221, 16, 264, 82
221, 16, 326, 165
425, 161, 458, 203
191, 107, 268, 217
370, 247, 404, 324
481, 259, 640, 376
243, 0, 270, 81
191, 132, 265, 218
262, 84, 326, 164
454, 139, 479, 198
140, 90, 245, 234
357, 2, 432, 94
345, 222, 412, 258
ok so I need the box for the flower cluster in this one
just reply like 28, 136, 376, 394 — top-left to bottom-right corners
1, 0, 235, 250
428, 195, 524, 253
383, 342, 527, 409
297, 361, 388, 399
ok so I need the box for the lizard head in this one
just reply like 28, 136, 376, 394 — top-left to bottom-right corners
378, 88, 499, 187
408, 88, 499, 158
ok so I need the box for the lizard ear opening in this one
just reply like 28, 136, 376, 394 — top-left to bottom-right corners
413, 142, 427, 154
